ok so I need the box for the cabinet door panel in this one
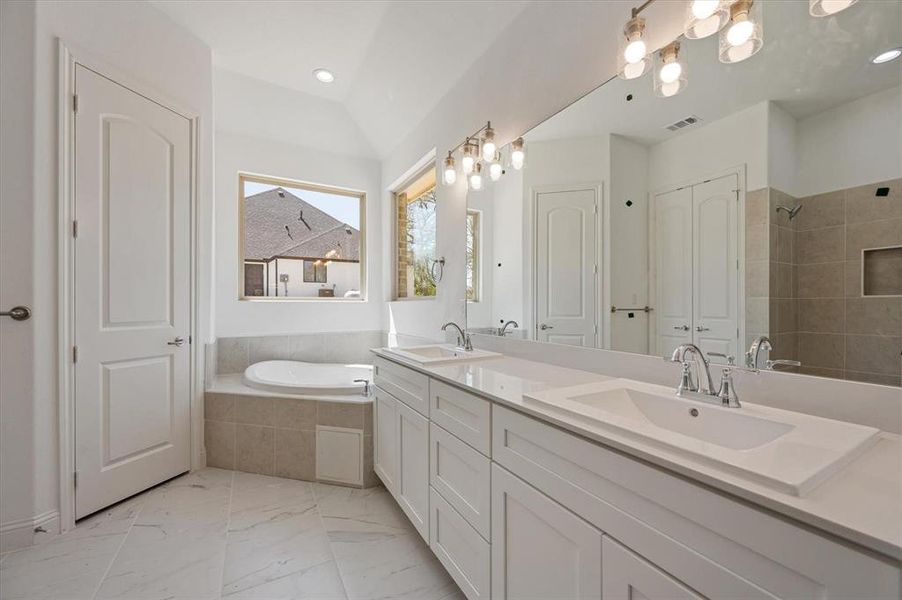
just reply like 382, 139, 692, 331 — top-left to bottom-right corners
430, 488, 491, 600
374, 356, 430, 416
492, 463, 602, 600
397, 401, 430, 541
603, 537, 703, 600
430, 423, 491, 538
373, 389, 398, 493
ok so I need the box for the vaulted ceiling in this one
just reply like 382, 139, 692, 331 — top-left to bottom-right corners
151, 0, 530, 158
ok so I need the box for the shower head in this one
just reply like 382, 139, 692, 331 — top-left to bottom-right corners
776, 203, 803, 221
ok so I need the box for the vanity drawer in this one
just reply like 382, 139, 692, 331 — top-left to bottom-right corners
430, 379, 491, 456
373, 356, 429, 416
430, 422, 491, 538
430, 487, 491, 600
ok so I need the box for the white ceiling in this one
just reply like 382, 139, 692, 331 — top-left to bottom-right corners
527, 0, 902, 145
151, 0, 530, 157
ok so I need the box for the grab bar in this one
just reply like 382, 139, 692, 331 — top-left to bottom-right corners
0, 306, 31, 321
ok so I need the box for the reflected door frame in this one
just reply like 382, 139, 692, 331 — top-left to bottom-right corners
525, 182, 606, 348
648, 164, 746, 360
57, 41, 201, 534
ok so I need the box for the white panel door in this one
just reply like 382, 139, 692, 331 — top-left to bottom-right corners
491, 464, 602, 600
74, 65, 192, 518
396, 400, 430, 542
693, 174, 740, 361
654, 187, 693, 357
535, 188, 598, 346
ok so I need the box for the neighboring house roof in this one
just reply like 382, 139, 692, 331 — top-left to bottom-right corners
244, 187, 360, 262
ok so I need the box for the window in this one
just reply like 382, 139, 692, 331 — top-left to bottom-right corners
466, 209, 481, 301
395, 167, 437, 299
239, 173, 365, 300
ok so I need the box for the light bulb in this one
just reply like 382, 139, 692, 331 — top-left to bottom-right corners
482, 124, 496, 162
659, 61, 682, 84
660, 81, 681, 97
461, 155, 474, 175
726, 19, 754, 46
469, 163, 483, 191
621, 60, 648, 80
624, 39, 647, 64
810, 0, 857, 16
489, 161, 503, 182
691, 0, 719, 19
510, 138, 525, 170
444, 167, 456, 185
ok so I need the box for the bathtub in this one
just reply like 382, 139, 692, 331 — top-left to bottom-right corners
243, 360, 373, 396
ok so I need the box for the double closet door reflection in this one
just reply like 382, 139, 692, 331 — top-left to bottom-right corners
655, 173, 740, 360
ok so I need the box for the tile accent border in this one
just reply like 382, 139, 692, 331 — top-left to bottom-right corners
205, 392, 377, 488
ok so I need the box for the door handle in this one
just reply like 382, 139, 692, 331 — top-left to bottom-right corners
696, 325, 710, 332
672, 325, 689, 331
167, 336, 186, 347
0, 306, 31, 321
539, 324, 554, 330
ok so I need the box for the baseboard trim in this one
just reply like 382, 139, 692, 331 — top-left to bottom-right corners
0, 509, 60, 552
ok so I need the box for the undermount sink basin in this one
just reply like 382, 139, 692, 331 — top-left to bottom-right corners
383, 344, 501, 366
524, 379, 880, 496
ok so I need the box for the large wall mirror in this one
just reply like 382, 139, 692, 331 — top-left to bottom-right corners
466, 0, 901, 386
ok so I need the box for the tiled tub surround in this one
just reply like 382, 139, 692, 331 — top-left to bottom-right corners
745, 180, 901, 385
205, 390, 378, 487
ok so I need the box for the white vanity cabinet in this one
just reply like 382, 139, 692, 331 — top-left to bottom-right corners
372, 354, 901, 600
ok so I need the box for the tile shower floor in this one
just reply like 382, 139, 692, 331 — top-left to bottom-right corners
0, 469, 463, 600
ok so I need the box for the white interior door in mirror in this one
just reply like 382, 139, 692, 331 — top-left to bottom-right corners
535, 187, 598, 346
693, 174, 740, 361
655, 187, 693, 357
74, 64, 192, 519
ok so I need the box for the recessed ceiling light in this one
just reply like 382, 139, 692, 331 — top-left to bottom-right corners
871, 48, 901, 64
313, 68, 335, 83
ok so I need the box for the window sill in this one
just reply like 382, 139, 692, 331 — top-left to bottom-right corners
239, 296, 368, 303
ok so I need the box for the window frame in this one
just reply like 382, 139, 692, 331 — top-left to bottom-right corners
392, 165, 438, 301
238, 172, 367, 302
466, 208, 481, 303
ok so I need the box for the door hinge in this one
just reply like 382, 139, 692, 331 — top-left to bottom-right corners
73, 94, 78, 113
73, 471, 78, 488
72, 346, 78, 363
72, 220, 78, 238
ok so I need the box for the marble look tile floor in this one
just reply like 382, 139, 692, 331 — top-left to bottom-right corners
0, 469, 463, 600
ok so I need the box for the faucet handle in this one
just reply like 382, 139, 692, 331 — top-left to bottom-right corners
716, 367, 741, 408
675, 362, 697, 396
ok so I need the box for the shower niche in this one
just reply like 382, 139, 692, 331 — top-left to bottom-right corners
863, 246, 902, 297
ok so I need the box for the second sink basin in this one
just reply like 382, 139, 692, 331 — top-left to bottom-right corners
525, 378, 880, 496
383, 344, 501, 365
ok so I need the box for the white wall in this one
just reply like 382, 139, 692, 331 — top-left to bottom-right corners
215, 131, 383, 337
0, 0, 214, 549
609, 134, 650, 354
649, 102, 769, 192
767, 101, 799, 197
796, 85, 902, 198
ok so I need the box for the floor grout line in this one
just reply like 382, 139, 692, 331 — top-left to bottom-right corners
311, 482, 352, 600
90, 489, 149, 600
217, 469, 237, 600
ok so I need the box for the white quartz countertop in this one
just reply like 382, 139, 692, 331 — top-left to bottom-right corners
371, 349, 902, 560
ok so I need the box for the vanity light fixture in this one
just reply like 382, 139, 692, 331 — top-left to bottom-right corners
313, 68, 335, 83
510, 137, 526, 170
655, 41, 687, 97
481, 122, 497, 162
871, 47, 902, 64
443, 151, 457, 186
619, 13, 653, 80
489, 152, 503, 182
719, 0, 763, 64
809, 0, 857, 17
468, 162, 484, 191
684, 0, 728, 39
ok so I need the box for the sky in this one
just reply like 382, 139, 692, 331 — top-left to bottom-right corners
244, 181, 361, 229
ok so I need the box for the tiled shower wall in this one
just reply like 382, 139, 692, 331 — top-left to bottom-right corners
746, 180, 902, 386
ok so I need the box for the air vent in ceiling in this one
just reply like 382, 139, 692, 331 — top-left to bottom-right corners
666, 115, 701, 131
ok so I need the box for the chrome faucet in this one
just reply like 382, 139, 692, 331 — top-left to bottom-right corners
745, 335, 772, 368
670, 343, 717, 397
498, 320, 519, 336
442, 322, 473, 351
